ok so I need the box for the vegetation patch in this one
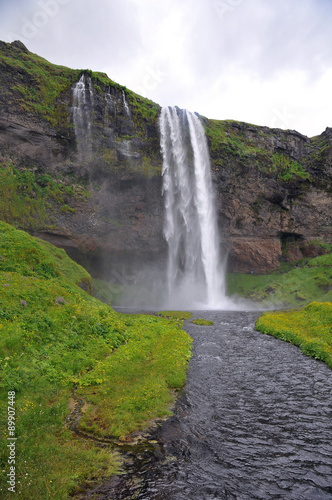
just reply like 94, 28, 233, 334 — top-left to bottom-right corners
0, 222, 192, 499
0, 42, 80, 129
157, 311, 193, 320
204, 119, 318, 191
227, 252, 332, 307
256, 302, 332, 369
192, 318, 214, 326
204, 119, 270, 169
0, 42, 162, 178
0, 159, 90, 231
92, 278, 123, 305
272, 153, 310, 182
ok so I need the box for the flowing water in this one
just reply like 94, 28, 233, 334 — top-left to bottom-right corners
160, 107, 226, 310
71, 103, 332, 497
122, 90, 131, 117
72, 74, 94, 156
84, 310, 332, 500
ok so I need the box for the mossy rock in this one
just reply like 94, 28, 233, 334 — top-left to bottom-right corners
192, 318, 214, 326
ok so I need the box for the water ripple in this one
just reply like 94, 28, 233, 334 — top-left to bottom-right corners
86, 311, 332, 500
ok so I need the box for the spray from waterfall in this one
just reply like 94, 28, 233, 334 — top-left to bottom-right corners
160, 106, 227, 309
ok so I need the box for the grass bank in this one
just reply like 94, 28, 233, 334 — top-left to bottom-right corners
227, 253, 332, 307
0, 221, 192, 499
256, 302, 332, 369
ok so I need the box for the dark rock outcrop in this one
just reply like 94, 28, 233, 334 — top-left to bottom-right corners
0, 40, 331, 276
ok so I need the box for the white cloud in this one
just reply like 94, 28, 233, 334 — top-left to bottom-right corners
0, 0, 332, 136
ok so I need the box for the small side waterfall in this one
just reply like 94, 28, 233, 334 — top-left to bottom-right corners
122, 90, 131, 117
160, 106, 227, 309
72, 74, 94, 156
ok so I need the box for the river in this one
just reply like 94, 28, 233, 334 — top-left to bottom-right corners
82, 310, 332, 500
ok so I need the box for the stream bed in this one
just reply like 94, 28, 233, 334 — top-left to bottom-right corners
82, 310, 332, 499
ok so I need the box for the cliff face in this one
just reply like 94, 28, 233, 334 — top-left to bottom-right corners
205, 120, 332, 271
0, 40, 165, 279
0, 40, 331, 277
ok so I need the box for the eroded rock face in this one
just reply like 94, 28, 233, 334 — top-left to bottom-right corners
227, 238, 282, 273
0, 41, 331, 275
208, 120, 332, 271
214, 166, 331, 270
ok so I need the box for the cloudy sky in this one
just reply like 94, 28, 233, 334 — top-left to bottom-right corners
1, 0, 332, 137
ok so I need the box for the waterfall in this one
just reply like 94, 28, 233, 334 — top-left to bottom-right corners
72, 74, 94, 156
160, 106, 227, 309
122, 90, 131, 117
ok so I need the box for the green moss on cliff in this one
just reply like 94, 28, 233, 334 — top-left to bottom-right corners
0, 40, 162, 163
0, 41, 80, 130
0, 159, 91, 230
273, 153, 310, 182
205, 117, 332, 197
205, 119, 270, 169
205, 119, 312, 181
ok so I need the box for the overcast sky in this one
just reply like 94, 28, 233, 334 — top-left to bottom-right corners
1, 0, 332, 137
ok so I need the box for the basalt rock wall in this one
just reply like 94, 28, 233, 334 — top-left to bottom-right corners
0, 40, 331, 277
207, 120, 332, 271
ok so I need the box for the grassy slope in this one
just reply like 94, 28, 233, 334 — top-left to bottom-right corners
0, 221, 192, 499
0, 40, 161, 163
256, 302, 332, 369
0, 42, 80, 129
0, 41, 159, 131
226, 249, 332, 369
227, 253, 332, 307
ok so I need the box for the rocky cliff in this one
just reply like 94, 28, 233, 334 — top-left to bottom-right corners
206, 119, 332, 271
0, 40, 331, 279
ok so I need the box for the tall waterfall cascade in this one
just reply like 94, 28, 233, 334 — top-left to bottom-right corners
160, 106, 227, 309
71, 74, 94, 156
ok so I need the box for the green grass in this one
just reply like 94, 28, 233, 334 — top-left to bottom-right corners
92, 278, 123, 305
77, 313, 192, 439
256, 302, 332, 369
0, 159, 91, 230
0, 220, 90, 290
192, 319, 214, 326
0, 43, 80, 129
227, 253, 332, 307
0, 221, 192, 499
157, 311, 193, 320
